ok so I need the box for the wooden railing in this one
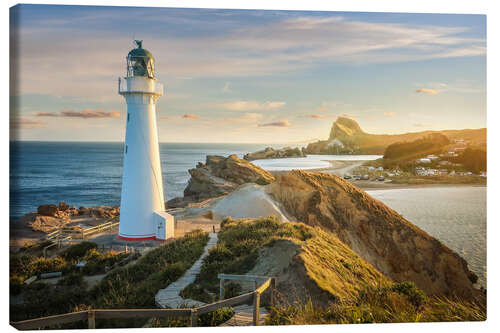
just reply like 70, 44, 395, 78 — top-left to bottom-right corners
79, 221, 119, 239
10, 275, 276, 330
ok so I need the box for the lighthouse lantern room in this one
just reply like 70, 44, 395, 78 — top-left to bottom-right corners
118, 40, 174, 241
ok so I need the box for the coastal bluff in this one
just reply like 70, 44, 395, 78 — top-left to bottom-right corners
182, 154, 275, 200
268, 170, 480, 300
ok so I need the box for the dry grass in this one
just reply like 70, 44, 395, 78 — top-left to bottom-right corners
267, 284, 486, 325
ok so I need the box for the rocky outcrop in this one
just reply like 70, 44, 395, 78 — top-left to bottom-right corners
16, 204, 120, 233
37, 204, 59, 217
244, 146, 306, 161
183, 154, 275, 199
268, 170, 481, 300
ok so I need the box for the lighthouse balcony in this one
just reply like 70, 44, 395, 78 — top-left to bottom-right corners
118, 76, 163, 96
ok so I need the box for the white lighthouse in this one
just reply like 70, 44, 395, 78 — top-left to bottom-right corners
118, 40, 174, 241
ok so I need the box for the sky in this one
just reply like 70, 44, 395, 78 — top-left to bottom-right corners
9, 4, 486, 143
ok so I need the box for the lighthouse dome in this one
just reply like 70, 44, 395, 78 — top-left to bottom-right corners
126, 40, 155, 79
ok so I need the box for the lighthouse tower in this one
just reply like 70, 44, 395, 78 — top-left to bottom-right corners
118, 40, 174, 241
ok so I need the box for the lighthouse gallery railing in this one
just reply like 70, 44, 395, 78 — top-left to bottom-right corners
118, 77, 163, 95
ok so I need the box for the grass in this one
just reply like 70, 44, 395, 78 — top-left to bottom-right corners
267, 283, 486, 325
183, 216, 386, 304
9, 230, 210, 329
182, 217, 485, 325
188, 216, 314, 298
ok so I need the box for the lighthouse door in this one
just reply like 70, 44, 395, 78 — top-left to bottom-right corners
154, 211, 175, 241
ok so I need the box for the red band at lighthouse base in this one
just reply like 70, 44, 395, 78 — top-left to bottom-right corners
118, 234, 174, 242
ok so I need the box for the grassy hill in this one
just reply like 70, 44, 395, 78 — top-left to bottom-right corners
182, 217, 485, 324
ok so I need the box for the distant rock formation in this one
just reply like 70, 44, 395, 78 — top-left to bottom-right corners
304, 116, 487, 155
181, 154, 275, 200
268, 170, 481, 300
244, 146, 306, 161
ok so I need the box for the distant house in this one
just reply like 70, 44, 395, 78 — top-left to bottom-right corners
368, 166, 375, 171
427, 154, 439, 161
377, 167, 384, 171
418, 158, 432, 164
480, 172, 487, 178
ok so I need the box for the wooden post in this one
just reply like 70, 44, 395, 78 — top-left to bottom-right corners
270, 278, 277, 306
219, 278, 225, 300
190, 309, 198, 327
253, 292, 261, 326
88, 310, 95, 329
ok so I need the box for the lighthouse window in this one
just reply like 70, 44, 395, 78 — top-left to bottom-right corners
127, 113, 130, 122
125, 145, 128, 154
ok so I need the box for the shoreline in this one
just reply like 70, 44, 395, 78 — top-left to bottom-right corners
269, 159, 486, 190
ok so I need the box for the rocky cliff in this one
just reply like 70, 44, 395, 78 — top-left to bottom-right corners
182, 154, 275, 200
268, 170, 481, 300
244, 146, 306, 161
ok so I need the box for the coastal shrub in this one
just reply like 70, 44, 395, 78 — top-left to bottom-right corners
10, 275, 24, 295
62, 241, 98, 260
198, 307, 235, 326
391, 281, 427, 307
10, 253, 35, 277
10, 281, 89, 322
149, 307, 234, 328
58, 272, 85, 287
81, 249, 129, 275
180, 283, 215, 303
10, 230, 209, 327
90, 230, 208, 310
29, 256, 68, 276
223, 282, 242, 299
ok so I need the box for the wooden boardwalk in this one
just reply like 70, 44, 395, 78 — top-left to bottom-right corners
155, 232, 269, 326
155, 233, 218, 308
219, 304, 269, 326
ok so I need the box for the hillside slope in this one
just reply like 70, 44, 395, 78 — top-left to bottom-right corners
268, 170, 481, 301
191, 217, 389, 305
304, 117, 486, 155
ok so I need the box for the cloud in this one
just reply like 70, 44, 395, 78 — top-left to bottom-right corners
36, 109, 121, 118
258, 120, 291, 127
415, 81, 484, 94
221, 100, 286, 111
413, 123, 428, 127
183, 114, 200, 119
316, 107, 329, 112
416, 88, 439, 95
383, 112, 397, 117
10, 116, 46, 129
221, 113, 263, 124
13, 11, 485, 99
342, 113, 357, 118
222, 82, 231, 93
309, 114, 325, 119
